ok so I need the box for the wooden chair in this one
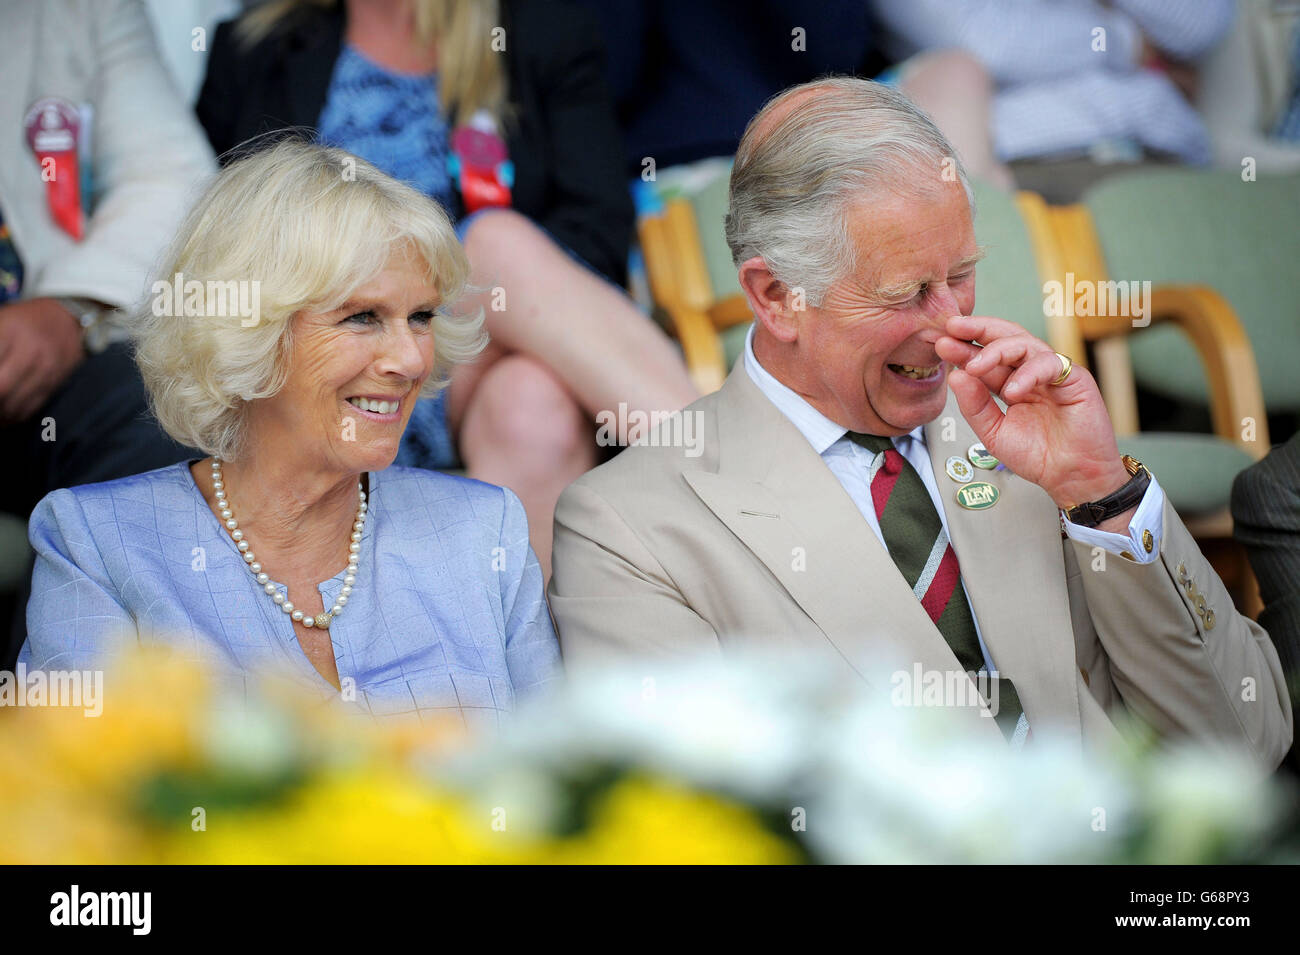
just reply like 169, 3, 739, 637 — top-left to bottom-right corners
1020, 193, 1269, 521
637, 189, 751, 394
1019, 189, 1271, 612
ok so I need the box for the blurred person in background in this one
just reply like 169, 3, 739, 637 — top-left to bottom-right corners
197, 0, 699, 575
0, 0, 215, 666
1199, 0, 1300, 173
141, 0, 243, 105
1233, 433, 1300, 775
20, 141, 560, 726
580, 0, 1012, 188
873, 0, 1236, 199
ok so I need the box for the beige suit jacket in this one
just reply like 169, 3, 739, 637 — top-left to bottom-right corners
551, 366, 1293, 767
0, 0, 214, 348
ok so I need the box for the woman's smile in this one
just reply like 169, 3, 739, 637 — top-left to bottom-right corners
345, 393, 406, 420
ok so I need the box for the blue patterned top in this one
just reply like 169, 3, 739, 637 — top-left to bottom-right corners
19, 463, 560, 728
317, 43, 455, 211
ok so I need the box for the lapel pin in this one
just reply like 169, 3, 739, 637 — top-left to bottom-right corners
944, 455, 973, 483
955, 481, 999, 510
967, 443, 999, 469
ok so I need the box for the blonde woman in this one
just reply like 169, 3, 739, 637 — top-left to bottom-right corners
20, 140, 560, 725
197, 0, 699, 574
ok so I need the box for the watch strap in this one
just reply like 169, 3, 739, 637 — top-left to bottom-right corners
1064, 456, 1151, 528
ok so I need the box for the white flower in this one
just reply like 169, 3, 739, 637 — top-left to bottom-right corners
434, 654, 1286, 863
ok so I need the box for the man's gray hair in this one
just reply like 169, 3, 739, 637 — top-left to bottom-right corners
725, 77, 973, 306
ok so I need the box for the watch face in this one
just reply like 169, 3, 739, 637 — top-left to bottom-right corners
58, 297, 99, 328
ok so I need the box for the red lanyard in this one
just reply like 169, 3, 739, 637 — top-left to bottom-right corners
24, 97, 84, 241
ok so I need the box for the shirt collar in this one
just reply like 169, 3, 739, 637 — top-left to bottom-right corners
742, 324, 926, 454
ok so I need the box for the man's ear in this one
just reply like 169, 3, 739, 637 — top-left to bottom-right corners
737, 256, 800, 344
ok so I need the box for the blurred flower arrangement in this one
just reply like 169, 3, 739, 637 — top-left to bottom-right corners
0, 649, 1293, 864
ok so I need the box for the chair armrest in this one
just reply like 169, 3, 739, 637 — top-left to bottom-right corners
708, 295, 754, 330
1016, 193, 1089, 361
636, 212, 682, 313
1095, 285, 1270, 458
663, 200, 715, 311
639, 197, 732, 393
659, 302, 727, 394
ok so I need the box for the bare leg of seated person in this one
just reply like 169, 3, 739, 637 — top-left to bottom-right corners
900, 49, 1015, 191
447, 209, 699, 575
450, 348, 596, 577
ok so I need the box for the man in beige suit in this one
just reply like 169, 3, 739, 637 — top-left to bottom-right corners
549, 78, 1292, 766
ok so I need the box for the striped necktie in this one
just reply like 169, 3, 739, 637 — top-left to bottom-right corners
848, 432, 1026, 743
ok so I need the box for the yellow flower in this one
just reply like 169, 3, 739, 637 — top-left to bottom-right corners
151, 773, 795, 865
1, 648, 795, 865
158, 769, 496, 864
530, 776, 798, 865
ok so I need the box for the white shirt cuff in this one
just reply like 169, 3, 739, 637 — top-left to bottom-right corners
1061, 475, 1165, 564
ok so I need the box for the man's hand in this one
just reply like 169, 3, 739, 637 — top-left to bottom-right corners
0, 298, 87, 423
936, 315, 1133, 519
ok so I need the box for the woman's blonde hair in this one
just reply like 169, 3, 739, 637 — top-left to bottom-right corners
237, 0, 506, 128
134, 137, 486, 461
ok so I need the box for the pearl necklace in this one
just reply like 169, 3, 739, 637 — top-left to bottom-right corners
210, 458, 366, 630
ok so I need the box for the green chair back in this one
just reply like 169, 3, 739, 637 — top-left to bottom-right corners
1083, 170, 1300, 410
687, 169, 744, 303
971, 182, 1050, 340
649, 159, 751, 369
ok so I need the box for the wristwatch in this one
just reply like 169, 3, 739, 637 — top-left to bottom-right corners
1063, 455, 1151, 528
54, 296, 108, 350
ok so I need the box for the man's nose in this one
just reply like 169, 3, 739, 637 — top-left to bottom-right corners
920, 282, 962, 333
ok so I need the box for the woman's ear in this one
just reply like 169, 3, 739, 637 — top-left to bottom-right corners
737, 256, 800, 344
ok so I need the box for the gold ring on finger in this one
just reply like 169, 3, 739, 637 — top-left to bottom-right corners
1049, 352, 1073, 387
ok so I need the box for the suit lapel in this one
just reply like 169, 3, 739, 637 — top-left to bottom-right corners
683, 369, 1005, 742
924, 393, 1083, 745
